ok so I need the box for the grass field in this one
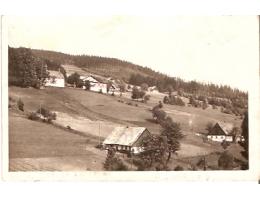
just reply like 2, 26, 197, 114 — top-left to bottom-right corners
9, 112, 106, 171
8, 86, 244, 171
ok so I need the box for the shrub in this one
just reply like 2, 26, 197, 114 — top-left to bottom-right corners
222, 108, 233, 115
206, 122, 214, 133
202, 102, 208, 110
152, 109, 166, 122
174, 165, 184, 171
132, 158, 147, 171
198, 95, 206, 102
143, 95, 151, 103
141, 83, 149, 91
165, 95, 185, 106
163, 96, 169, 104
132, 86, 146, 100
36, 107, 56, 122
17, 98, 24, 111
28, 112, 40, 121
218, 151, 234, 170
84, 80, 91, 90
67, 72, 83, 88
104, 149, 128, 171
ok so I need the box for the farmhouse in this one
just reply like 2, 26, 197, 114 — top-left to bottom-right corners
81, 76, 107, 93
207, 122, 234, 142
45, 70, 65, 88
103, 126, 152, 154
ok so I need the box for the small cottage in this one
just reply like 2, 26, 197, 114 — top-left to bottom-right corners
207, 122, 234, 142
45, 70, 65, 88
103, 127, 152, 154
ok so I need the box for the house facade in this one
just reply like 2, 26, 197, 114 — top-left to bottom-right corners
45, 70, 65, 88
207, 122, 234, 142
81, 76, 107, 93
102, 126, 152, 154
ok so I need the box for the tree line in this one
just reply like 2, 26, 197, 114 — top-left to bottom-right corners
9, 46, 248, 108
9, 47, 69, 89
9, 47, 49, 88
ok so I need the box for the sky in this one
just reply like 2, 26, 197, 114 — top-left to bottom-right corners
6, 16, 259, 91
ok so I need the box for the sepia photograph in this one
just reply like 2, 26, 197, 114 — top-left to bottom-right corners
2, 16, 258, 175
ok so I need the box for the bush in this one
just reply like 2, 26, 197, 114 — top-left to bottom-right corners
143, 95, 151, 103
67, 72, 83, 88
152, 109, 166, 122
163, 96, 169, 104
222, 108, 233, 115
206, 122, 214, 133
132, 158, 147, 171
218, 151, 234, 170
28, 112, 40, 121
36, 107, 56, 122
84, 80, 91, 90
132, 86, 146, 100
17, 98, 24, 111
104, 149, 128, 171
165, 95, 185, 106
202, 102, 208, 110
174, 165, 184, 171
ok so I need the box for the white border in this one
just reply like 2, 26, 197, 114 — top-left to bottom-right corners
1, 15, 260, 181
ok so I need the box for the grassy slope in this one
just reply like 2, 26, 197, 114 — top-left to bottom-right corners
9, 111, 106, 171
9, 86, 244, 170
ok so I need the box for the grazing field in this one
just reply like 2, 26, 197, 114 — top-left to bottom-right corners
9, 86, 244, 171
9, 112, 106, 171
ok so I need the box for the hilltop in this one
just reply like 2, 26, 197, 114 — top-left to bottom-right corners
9, 46, 248, 117
30, 48, 247, 98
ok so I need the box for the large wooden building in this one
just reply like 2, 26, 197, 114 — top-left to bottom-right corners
207, 122, 234, 142
102, 126, 152, 154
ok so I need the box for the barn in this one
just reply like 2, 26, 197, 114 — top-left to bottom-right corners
102, 126, 152, 154
45, 70, 65, 88
207, 122, 234, 142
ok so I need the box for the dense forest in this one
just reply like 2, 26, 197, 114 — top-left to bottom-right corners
9, 46, 248, 114
8, 47, 49, 88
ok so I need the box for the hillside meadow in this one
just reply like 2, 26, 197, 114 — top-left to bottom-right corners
8, 86, 244, 171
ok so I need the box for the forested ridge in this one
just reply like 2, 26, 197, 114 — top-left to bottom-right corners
9, 46, 248, 112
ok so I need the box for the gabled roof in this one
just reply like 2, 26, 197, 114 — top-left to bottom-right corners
82, 76, 99, 83
103, 127, 148, 146
217, 122, 233, 135
48, 70, 64, 79
209, 122, 234, 135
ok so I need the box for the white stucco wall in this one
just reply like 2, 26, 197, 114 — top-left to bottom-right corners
207, 135, 233, 142
90, 83, 107, 93
45, 78, 65, 88
131, 147, 145, 154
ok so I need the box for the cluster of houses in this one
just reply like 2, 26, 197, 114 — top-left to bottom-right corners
45, 70, 120, 94
45, 69, 160, 95
45, 70, 243, 156
101, 122, 243, 156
